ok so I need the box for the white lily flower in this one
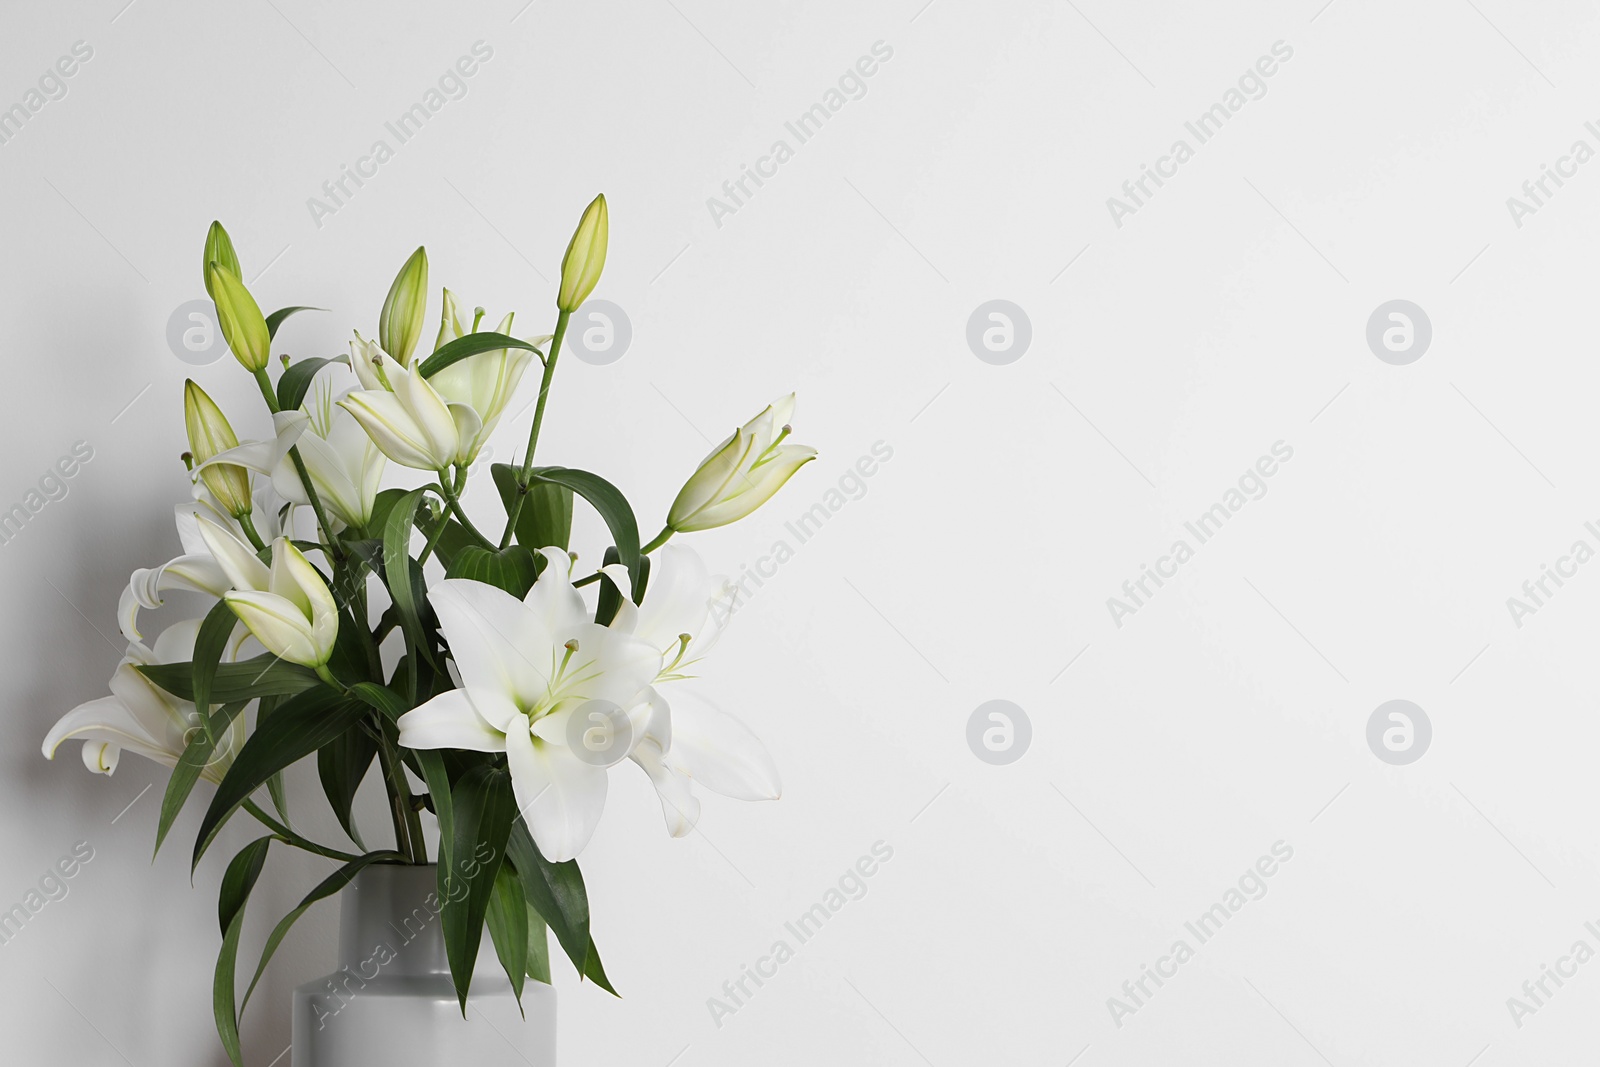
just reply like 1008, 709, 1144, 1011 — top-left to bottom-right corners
602, 544, 780, 838
667, 394, 817, 532
42, 620, 247, 782
118, 492, 284, 642
269, 363, 386, 530
339, 335, 474, 471
425, 289, 542, 462
395, 549, 660, 861
198, 521, 339, 669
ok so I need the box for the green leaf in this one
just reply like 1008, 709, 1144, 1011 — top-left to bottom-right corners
137, 654, 319, 703
384, 489, 436, 669
582, 934, 618, 996
414, 749, 454, 866
349, 681, 411, 721
214, 836, 272, 1067
274, 353, 336, 409
195, 687, 365, 870
318, 722, 377, 851
491, 463, 573, 551
365, 487, 412, 543
190, 600, 239, 722
446, 544, 539, 597
417, 332, 544, 379
442, 766, 514, 1012
505, 820, 590, 979
257, 694, 291, 822
486, 865, 529, 1005
239, 849, 406, 1014
534, 468, 642, 600
265, 306, 326, 342
526, 903, 552, 985
155, 701, 246, 858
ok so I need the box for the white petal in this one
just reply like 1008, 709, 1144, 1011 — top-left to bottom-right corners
429, 580, 554, 713
669, 693, 781, 801
81, 741, 119, 775
632, 740, 699, 838
197, 410, 308, 475
43, 693, 173, 769
339, 391, 442, 471
506, 725, 607, 863
525, 547, 587, 635
118, 555, 229, 640
397, 689, 508, 752
196, 516, 270, 591
225, 591, 322, 667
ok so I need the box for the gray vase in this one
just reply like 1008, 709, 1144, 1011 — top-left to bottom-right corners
291, 864, 556, 1066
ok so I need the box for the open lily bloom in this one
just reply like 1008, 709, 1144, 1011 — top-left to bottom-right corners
602, 544, 781, 837
42, 619, 247, 781
269, 362, 386, 530
396, 549, 660, 861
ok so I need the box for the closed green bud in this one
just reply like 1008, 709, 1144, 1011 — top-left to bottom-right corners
183, 380, 253, 517
557, 194, 608, 313
379, 246, 429, 365
202, 221, 241, 305
206, 262, 271, 372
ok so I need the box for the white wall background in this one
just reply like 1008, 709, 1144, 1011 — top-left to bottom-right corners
3, 0, 1599, 1063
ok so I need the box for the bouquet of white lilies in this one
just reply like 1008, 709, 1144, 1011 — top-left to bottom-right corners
40, 196, 814, 1064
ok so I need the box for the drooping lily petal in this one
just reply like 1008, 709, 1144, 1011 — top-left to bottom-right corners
42, 622, 248, 783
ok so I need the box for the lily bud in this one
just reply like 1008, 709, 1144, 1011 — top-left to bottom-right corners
206, 262, 271, 372
379, 246, 429, 365
557, 194, 608, 313
202, 221, 241, 305
184, 381, 253, 517
223, 538, 339, 668
667, 394, 817, 532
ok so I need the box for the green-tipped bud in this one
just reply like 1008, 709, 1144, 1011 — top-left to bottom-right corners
183, 380, 253, 517
557, 194, 608, 313
206, 263, 271, 373
379, 246, 429, 366
202, 221, 241, 305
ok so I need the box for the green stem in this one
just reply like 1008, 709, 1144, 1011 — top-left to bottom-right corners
242, 799, 361, 863
375, 742, 419, 863
237, 511, 268, 552
499, 309, 570, 549
641, 526, 674, 554
436, 471, 493, 548
417, 505, 451, 566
